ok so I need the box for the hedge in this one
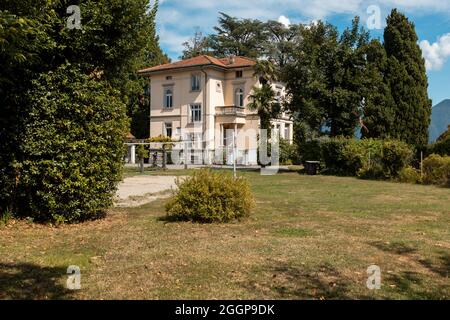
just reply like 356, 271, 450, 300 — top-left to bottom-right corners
299, 137, 414, 179
14, 65, 128, 223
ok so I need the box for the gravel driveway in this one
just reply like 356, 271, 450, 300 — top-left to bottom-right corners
115, 175, 180, 207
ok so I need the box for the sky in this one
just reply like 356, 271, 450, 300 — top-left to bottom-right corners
155, 0, 450, 105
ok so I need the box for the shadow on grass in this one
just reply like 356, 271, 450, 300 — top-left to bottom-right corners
385, 271, 449, 299
0, 263, 72, 300
369, 241, 418, 255
244, 262, 371, 299
418, 253, 450, 278
157, 214, 182, 223
369, 241, 449, 299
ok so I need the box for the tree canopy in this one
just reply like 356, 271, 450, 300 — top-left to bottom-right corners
0, 0, 167, 221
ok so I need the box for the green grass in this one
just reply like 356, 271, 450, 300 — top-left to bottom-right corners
1, 171, 449, 299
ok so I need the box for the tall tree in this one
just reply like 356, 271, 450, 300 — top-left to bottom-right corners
264, 20, 301, 67
181, 28, 212, 59
361, 40, 395, 138
0, 0, 163, 221
283, 21, 334, 136
328, 16, 369, 137
208, 12, 267, 58
283, 18, 370, 138
383, 9, 432, 148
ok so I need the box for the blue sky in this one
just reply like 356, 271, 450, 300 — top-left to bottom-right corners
155, 0, 450, 105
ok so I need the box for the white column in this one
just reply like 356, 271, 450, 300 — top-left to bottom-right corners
130, 145, 136, 164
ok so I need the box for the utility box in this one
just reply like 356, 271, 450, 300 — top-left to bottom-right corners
305, 161, 320, 175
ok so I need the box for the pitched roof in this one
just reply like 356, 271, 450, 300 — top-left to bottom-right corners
138, 55, 257, 75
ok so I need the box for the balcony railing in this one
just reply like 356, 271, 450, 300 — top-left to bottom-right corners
215, 106, 246, 117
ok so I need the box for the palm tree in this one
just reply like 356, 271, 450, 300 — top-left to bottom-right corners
253, 60, 279, 85
248, 84, 281, 135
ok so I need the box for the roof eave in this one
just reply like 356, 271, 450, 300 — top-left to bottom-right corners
138, 63, 255, 76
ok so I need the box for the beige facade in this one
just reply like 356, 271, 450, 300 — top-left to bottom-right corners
139, 56, 293, 165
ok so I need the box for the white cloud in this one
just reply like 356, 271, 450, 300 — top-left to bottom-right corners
158, 26, 189, 56
420, 33, 450, 71
278, 15, 291, 27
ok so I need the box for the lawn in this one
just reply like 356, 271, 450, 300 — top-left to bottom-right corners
1, 170, 449, 299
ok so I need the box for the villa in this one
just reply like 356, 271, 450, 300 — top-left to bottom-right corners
138, 55, 293, 165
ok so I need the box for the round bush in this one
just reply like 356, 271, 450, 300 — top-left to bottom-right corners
398, 166, 421, 184
422, 154, 450, 187
165, 170, 255, 223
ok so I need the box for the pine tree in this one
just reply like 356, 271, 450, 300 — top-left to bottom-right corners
208, 12, 267, 58
383, 9, 432, 148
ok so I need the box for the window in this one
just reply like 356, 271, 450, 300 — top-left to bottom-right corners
236, 70, 243, 78
164, 88, 173, 108
176, 127, 181, 135
191, 74, 200, 91
284, 124, 290, 140
235, 88, 244, 107
166, 76, 172, 80
165, 122, 172, 137
190, 104, 202, 123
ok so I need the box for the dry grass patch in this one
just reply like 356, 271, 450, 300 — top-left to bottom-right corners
1, 170, 449, 299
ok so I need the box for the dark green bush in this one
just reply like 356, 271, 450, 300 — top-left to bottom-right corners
422, 154, 450, 187
321, 137, 353, 175
15, 65, 128, 223
299, 137, 414, 179
165, 170, 255, 223
299, 139, 325, 165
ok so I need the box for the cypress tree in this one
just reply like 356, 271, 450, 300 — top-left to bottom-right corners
383, 9, 432, 148
361, 40, 395, 138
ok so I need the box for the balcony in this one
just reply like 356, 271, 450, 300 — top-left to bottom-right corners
215, 106, 246, 117
215, 106, 246, 125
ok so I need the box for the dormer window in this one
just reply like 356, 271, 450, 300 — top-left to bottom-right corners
191, 74, 200, 91
164, 88, 173, 108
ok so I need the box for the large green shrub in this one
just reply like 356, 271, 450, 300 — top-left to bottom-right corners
279, 138, 299, 165
15, 65, 128, 223
299, 138, 326, 165
300, 137, 414, 179
165, 170, 255, 223
422, 154, 450, 187
381, 140, 414, 177
321, 137, 353, 175
343, 139, 385, 178
398, 166, 421, 184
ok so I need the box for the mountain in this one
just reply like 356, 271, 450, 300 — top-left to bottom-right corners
429, 99, 450, 142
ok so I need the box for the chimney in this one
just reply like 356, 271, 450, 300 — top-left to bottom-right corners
229, 54, 236, 65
